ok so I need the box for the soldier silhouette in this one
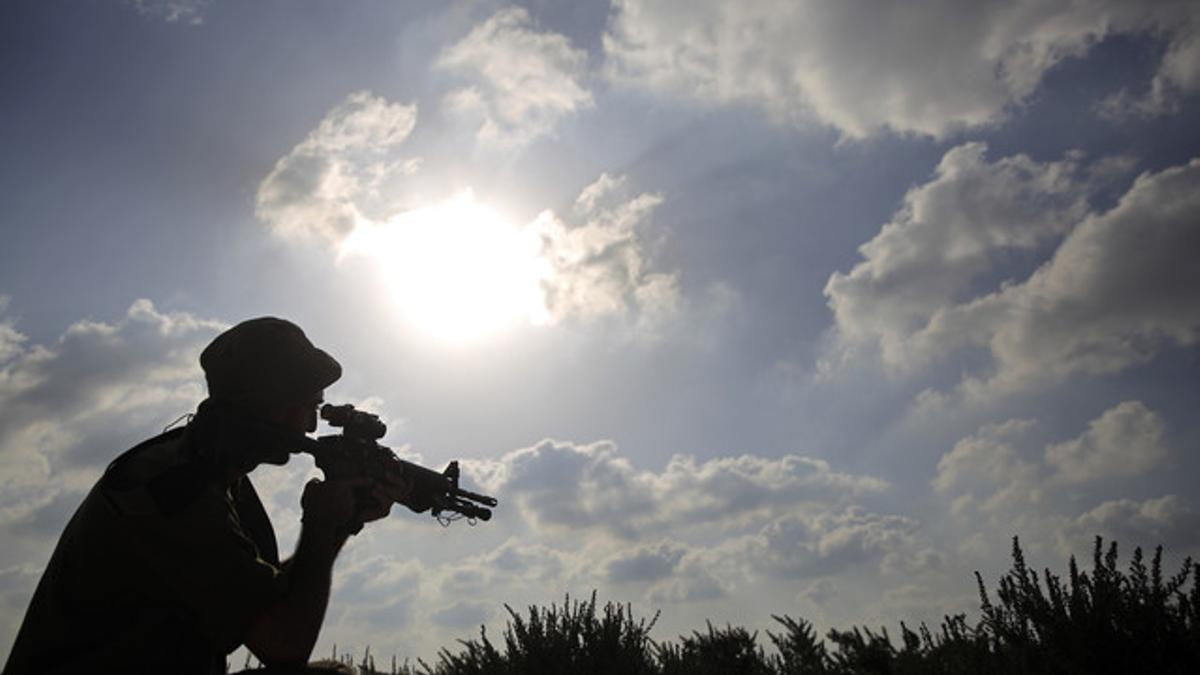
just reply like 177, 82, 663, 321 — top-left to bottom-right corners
4, 318, 410, 674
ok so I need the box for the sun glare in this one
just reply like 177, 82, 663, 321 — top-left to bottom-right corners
343, 192, 549, 343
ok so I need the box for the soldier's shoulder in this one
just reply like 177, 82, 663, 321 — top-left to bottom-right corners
102, 427, 190, 490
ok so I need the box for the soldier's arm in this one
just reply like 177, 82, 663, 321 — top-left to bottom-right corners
242, 478, 357, 666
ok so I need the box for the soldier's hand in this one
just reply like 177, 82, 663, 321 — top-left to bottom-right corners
300, 477, 363, 534
356, 458, 413, 525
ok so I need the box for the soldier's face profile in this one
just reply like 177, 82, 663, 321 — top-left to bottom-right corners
278, 389, 324, 434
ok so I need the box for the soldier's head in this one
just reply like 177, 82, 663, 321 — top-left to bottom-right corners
199, 317, 341, 434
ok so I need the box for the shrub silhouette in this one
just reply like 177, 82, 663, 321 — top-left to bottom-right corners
657, 622, 772, 675
971, 537, 1199, 674
418, 592, 658, 675
348, 536, 1198, 674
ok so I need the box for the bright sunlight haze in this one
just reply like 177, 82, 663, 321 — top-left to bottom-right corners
342, 192, 550, 343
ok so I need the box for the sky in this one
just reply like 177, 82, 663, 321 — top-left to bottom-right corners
2, 0, 1200, 665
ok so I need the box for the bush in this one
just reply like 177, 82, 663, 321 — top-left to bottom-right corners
658, 622, 772, 675
972, 537, 1200, 674
418, 591, 658, 675
359, 537, 1198, 675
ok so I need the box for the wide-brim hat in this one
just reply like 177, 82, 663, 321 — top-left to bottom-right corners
200, 317, 341, 409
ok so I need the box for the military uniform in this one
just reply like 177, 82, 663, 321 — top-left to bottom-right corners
4, 420, 286, 674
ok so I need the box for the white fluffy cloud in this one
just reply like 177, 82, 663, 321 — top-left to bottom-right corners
932, 418, 1042, 517
827, 145, 1200, 398
1045, 401, 1167, 484
752, 507, 920, 579
530, 173, 678, 327
604, 0, 1200, 138
472, 436, 886, 540
0, 300, 220, 530
924, 157, 1200, 397
393, 439, 923, 643
933, 400, 1191, 565
935, 401, 1171, 513
439, 7, 593, 146
825, 142, 1087, 370
644, 553, 727, 604
256, 90, 419, 243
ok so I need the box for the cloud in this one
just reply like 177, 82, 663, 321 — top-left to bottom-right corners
386, 442, 914, 619
529, 173, 678, 327
933, 418, 1047, 522
125, 0, 208, 25
1101, 25, 1200, 118
483, 540, 568, 584
826, 146, 1200, 399
925, 157, 1200, 398
645, 555, 727, 604
0, 297, 24, 364
1058, 496, 1200, 556
334, 174, 680, 333
799, 578, 836, 607
604, 541, 686, 582
334, 556, 421, 604
825, 142, 1087, 371
752, 507, 919, 579
335, 172, 679, 333
934, 401, 1186, 563
439, 7, 593, 146
603, 0, 1200, 138
0, 564, 42, 661
473, 437, 886, 539
935, 401, 1171, 513
258, 90, 675, 329
1045, 401, 1167, 484
430, 600, 491, 629
255, 90, 419, 243
0, 299, 221, 532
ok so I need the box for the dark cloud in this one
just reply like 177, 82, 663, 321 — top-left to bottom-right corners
1059, 496, 1200, 557
604, 541, 685, 583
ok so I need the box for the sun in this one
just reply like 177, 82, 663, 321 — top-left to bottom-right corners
342, 192, 550, 343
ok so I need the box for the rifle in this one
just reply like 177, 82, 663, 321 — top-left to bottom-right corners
297, 403, 497, 528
